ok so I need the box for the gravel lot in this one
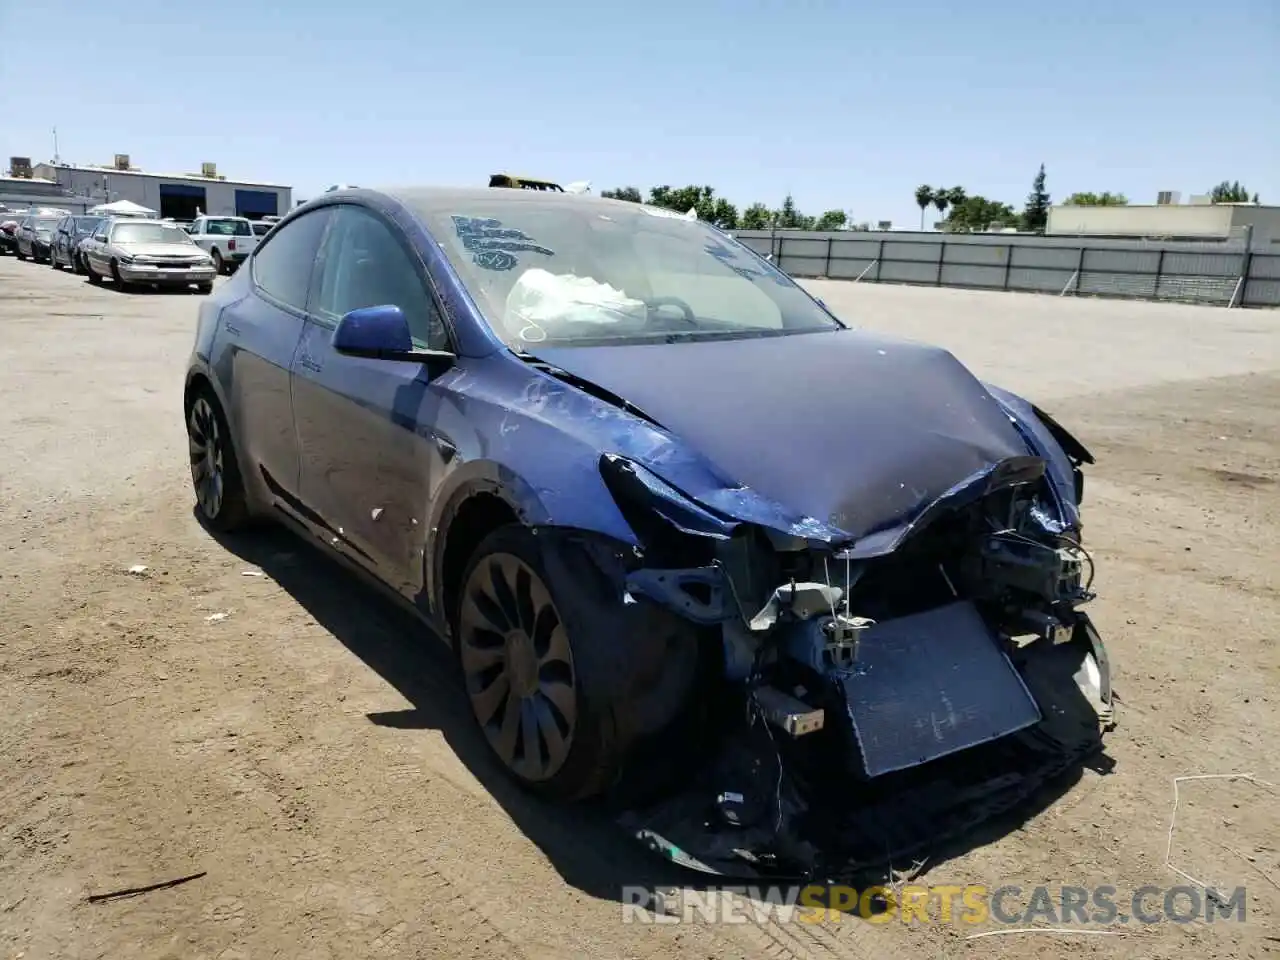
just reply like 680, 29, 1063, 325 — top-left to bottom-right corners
2, 258, 1277, 959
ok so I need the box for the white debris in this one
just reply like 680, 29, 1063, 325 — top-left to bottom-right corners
240, 570, 265, 578
204, 612, 228, 623
127, 564, 148, 575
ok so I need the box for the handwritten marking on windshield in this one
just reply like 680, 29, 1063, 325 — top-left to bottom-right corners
451, 216, 555, 272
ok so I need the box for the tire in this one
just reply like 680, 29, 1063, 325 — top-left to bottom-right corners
186, 387, 250, 532
86, 260, 103, 284
453, 524, 701, 802
110, 259, 130, 290
15, 248, 26, 261
73, 253, 85, 275
196, 282, 213, 294
211, 249, 224, 275
50, 249, 60, 270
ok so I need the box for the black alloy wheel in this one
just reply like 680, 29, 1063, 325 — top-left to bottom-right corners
186, 391, 249, 531
458, 550, 578, 785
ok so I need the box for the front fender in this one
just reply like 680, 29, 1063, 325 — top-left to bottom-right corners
984, 383, 1090, 527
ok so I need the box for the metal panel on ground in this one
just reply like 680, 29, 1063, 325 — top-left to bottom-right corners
838, 600, 1042, 777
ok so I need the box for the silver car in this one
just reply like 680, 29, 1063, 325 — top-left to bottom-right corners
81, 218, 217, 293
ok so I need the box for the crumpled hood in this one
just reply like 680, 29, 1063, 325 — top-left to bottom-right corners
531, 328, 1037, 546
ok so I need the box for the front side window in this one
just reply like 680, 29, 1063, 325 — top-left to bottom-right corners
251, 208, 331, 310
409, 196, 842, 348
312, 205, 448, 349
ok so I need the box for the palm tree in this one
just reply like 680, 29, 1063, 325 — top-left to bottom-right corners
915, 185, 934, 230
932, 190, 951, 223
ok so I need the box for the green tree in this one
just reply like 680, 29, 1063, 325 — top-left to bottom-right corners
815, 209, 848, 231
943, 196, 1019, 233
600, 186, 642, 202
1022, 163, 1050, 232
1064, 191, 1128, 206
646, 185, 738, 228
946, 186, 967, 210
740, 203, 772, 229
914, 184, 934, 230
775, 194, 815, 230
1210, 180, 1253, 203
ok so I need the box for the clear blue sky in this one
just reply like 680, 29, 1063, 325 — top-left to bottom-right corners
2, 0, 1276, 228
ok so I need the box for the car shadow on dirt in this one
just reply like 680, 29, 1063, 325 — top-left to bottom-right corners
205, 515, 1116, 910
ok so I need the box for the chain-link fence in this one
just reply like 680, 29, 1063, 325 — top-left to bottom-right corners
731, 229, 1279, 308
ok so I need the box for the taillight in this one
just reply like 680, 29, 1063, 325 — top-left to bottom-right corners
228, 239, 236, 251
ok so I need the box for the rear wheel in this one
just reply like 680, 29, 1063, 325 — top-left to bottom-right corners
211, 249, 224, 275
186, 388, 250, 532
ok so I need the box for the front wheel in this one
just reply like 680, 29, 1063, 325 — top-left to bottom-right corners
196, 281, 213, 294
454, 525, 701, 802
110, 259, 130, 289
49, 249, 60, 269
86, 260, 103, 284
15, 248, 26, 261
73, 253, 85, 274
186, 388, 250, 532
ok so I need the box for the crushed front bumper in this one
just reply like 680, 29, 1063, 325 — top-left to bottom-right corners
616, 611, 1115, 881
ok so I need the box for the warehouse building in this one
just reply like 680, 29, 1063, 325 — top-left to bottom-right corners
1047, 192, 1280, 246
25, 154, 292, 221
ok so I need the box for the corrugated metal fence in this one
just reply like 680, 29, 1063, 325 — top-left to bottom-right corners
731, 229, 1280, 308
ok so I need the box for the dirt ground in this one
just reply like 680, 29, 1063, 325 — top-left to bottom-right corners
1, 258, 1276, 960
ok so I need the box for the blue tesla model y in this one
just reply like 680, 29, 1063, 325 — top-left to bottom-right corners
184, 186, 1114, 878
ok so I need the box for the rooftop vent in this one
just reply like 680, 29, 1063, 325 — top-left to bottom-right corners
201, 162, 217, 178
113, 154, 131, 171
9, 157, 33, 178
1156, 191, 1180, 206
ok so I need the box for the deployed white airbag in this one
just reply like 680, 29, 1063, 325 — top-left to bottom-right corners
504, 268, 646, 342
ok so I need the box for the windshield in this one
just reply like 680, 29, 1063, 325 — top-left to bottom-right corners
74, 216, 103, 232
111, 223, 195, 245
414, 197, 842, 348
206, 218, 251, 236
35, 217, 59, 231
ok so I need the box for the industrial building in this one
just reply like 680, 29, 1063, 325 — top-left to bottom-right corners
1047, 192, 1280, 246
7, 154, 291, 221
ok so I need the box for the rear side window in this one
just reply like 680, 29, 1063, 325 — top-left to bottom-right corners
251, 208, 331, 310
207, 218, 251, 236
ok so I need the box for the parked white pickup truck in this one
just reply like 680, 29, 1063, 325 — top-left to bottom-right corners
185, 216, 260, 274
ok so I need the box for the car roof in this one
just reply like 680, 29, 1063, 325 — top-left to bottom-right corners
371, 185, 643, 219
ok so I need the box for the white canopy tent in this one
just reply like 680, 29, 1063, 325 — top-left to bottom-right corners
88, 199, 157, 217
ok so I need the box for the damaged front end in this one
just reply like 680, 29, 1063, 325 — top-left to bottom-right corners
599, 449, 1115, 881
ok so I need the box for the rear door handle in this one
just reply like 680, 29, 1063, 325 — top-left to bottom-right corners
298, 357, 322, 373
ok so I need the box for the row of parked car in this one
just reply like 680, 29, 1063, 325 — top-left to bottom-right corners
0, 207, 279, 293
